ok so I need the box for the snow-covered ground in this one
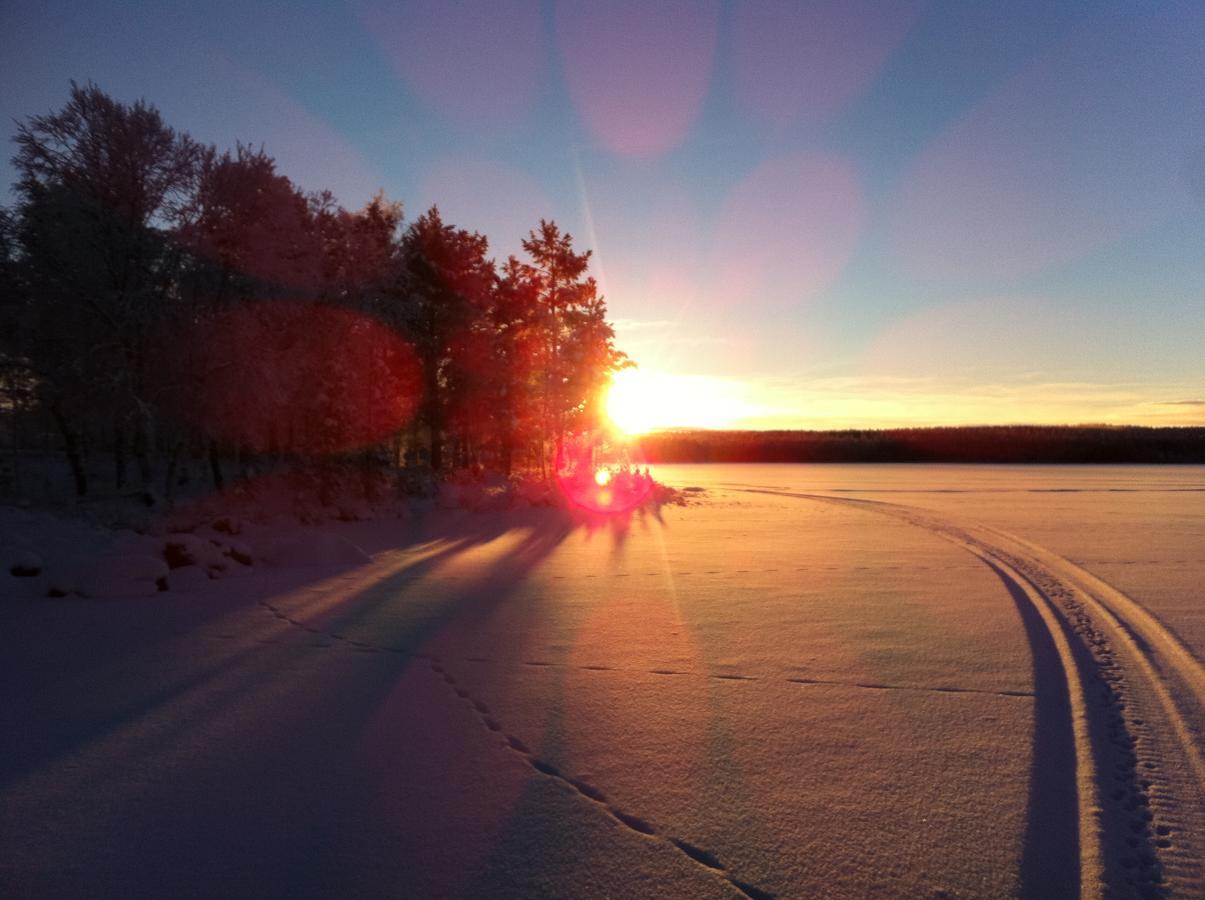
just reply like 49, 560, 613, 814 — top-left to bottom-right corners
2, 465, 1202, 897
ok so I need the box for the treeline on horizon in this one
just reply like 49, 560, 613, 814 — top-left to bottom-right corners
635, 426, 1205, 465
0, 83, 627, 501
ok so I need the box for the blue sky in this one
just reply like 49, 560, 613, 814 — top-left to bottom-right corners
3, 1, 1203, 427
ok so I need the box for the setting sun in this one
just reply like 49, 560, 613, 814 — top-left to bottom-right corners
605, 368, 755, 434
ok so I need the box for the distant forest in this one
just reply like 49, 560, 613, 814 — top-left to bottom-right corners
635, 426, 1205, 465
0, 83, 627, 500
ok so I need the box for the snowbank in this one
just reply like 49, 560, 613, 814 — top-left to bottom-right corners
0, 505, 382, 599
1, 465, 689, 600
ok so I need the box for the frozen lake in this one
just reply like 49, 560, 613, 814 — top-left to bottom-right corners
2, 465, 1203, 897
658, 463, 1205, 664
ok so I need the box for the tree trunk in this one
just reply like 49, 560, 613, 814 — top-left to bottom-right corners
50, 402, 87, 497
163, 441, 184, 502
114, 422, 127, 489
428, 425, 442, 472
133, 419, 152, 487
360, 453, 377, 500
423, 359, 442, 473
501, 434, 513, 477
208, 440, 224, 490
318, 462, 336, 508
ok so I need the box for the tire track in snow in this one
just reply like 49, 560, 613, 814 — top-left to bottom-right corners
740, 488, 1205, 899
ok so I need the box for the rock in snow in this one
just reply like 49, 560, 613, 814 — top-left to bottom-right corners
161, 534, 230, 573
3, 546, 43, 577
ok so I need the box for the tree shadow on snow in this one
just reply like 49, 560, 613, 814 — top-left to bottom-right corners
0, 499, 657, 797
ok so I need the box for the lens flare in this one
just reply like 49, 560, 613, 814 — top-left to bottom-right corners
555, 436, 653, 514
180, 301, 422, 455
556, 0, 719, 157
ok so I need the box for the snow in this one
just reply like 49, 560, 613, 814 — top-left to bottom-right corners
256, 530, 374, 568
2, 464, 1202, 897
0, 470, 686, 601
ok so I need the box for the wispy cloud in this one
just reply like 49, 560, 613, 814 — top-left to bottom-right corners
613, 318, 731, 357
621, 334, 731, 349
714, 374, 1205, 429
611, 318, 676, 331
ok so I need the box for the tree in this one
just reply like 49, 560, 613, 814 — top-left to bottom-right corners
316, 191, 403, 308
179, 143, 322, 305
11, 82, 203, 493
2, 83, 635, 503
488, 256, 543, 474
522, 220, 627, 468
389, 207, 493, 471
0, 208, 44, 486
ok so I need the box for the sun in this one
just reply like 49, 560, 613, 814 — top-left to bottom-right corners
604, 368, 753, 434
605, 369, 660, 434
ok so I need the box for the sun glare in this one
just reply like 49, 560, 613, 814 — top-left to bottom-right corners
605, 368, 753, 434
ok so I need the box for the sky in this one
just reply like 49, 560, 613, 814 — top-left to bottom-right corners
2, 0, 1203, 429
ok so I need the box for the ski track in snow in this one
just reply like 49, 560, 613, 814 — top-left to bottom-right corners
739, 488, 1205, 900
245, 487, 1205, 899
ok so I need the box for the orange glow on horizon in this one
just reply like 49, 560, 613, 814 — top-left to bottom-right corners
604, 368, 755, 434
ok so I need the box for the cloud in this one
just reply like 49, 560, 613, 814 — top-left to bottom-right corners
612, 318, 732, 357
622, 334, 731, 349
611, 318, 675, 332
717, 374, 1205, 429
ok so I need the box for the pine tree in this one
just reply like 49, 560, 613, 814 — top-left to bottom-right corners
522, 220, 627, 469
390, 207, 493, 471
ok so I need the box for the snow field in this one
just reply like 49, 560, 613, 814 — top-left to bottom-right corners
3, 465, 1203, 896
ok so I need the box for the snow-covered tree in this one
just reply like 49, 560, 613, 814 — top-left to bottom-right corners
11, 82, 203, 493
